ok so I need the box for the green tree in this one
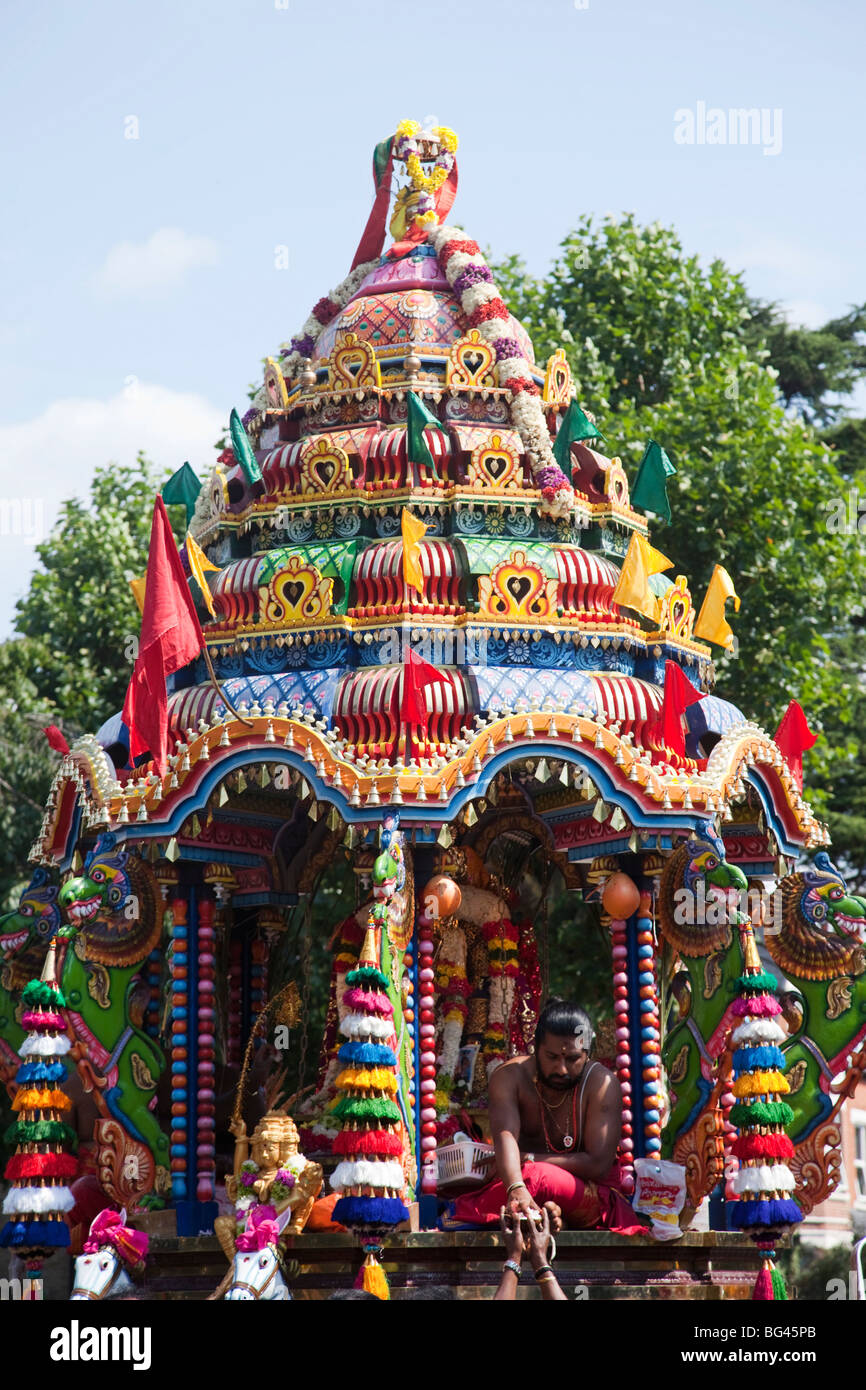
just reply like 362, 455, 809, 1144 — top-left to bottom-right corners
14, 454, 182, 733
0, 639, 58, 907
491, 216, 866, 811
0, 453, 185, 904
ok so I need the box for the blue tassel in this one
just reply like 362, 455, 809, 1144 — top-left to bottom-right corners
732, 1046, 786, 1075
332, 1196, 409, 1228
337, 1042, 398, 1066
0, 1220, 29, 1247
28, 1221, 70, 1248
730, 1198, 803, 1229
14, 1060, 67, 1084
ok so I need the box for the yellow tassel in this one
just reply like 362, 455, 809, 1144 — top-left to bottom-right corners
335, 1067, 398, 1092
732, 1070, 791, 1098
360, 1251, 390, 1301
12, 1088, 71, 1111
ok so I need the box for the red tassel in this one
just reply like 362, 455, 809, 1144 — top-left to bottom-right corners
43, 725, 70, 755
731, 1133, 794, 1160
332, 1128, 403, 1157
5, 1153, 77, 1181
752, 1263, 774, 1300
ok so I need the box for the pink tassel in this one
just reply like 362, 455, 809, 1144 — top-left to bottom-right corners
342, 987, 394, 1017
752, 1265, 773, 1300
731, 995, 782, 1018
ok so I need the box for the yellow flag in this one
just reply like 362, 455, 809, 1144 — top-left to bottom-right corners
694, 564, 741, 650
401, 509, 428, 595
129, 575, 146, 615
611, 533, 673, 624
185, 533, 220, 618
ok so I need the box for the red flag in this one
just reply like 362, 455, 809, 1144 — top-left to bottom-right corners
122, 498, 202, 773
398, 648, 452, 744
659, 660, 707, 759
774, 700, 817, 791
43, 725, 70, 755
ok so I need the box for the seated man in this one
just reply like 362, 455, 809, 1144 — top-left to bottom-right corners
443, 998, 642, 1232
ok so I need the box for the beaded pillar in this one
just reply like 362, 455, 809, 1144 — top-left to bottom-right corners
196, 897, 217, 1203
227, 938, 242, 1069
144, 947, 162, 1040
169, 894, 189, 1202
416, 903, 438, 1194
610, 917, 634, 1182
636, 896, 663, 1157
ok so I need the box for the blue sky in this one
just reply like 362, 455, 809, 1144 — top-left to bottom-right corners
1, 0, 863, 637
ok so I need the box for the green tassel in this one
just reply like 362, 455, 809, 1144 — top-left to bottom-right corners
345, 966, 390, 991
332, 1096, 401, 1123
736, 971, 778, 993
21, 980, 68, 1010
729, 1100, 794, 1128
770, 1267, 788, 1300
4, 1120, 78, 1148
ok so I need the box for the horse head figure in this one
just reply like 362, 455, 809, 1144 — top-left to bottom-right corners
70, 1207, 149, 1300
225, 1204, 294, 1300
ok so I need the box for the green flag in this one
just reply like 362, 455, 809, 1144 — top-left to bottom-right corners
552, 400, 606, 469
407, 391, 444, 481
161, 462, 202, 528
230, 408, 263, 486
631, 439, 677, 523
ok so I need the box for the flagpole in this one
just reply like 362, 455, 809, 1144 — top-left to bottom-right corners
201, 643, 253, 727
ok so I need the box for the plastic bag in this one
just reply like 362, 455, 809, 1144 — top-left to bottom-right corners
632, 1158, 686, 1241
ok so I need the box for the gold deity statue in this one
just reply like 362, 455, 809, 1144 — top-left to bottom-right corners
215, 1109, 323, 1261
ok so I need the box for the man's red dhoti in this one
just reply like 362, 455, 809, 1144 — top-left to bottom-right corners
447, 1160, 645, 1235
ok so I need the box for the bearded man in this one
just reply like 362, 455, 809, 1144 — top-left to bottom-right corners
442, 999, 640, 1232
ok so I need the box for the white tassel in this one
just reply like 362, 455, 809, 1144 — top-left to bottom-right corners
329, 1160, 405, 1193
19, 1034, 71, 1057
733, 1164, 796, 1194
2, 1184, 75, 1214
731, 1018, 786, 1045
338, 1013, 393, 1041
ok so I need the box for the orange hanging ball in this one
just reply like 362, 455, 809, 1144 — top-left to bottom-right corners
602, 872, 641, 919
422, 874, 462, 921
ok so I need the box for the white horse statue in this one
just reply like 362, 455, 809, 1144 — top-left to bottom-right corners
220, 1204, 294, 1300
71, 1208, 148, 1300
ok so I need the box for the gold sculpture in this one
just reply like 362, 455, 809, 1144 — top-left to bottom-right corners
214, 1109, 323, 1262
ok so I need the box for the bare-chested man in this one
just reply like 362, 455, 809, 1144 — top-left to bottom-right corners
443, 999, 639, 1231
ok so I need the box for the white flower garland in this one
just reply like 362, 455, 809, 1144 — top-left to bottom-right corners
249, 258, 381, 419
428, 223, 576, 520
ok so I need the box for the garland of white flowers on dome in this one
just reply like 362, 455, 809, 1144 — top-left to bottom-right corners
245, 258, 381, 424
427, 224, 576, 520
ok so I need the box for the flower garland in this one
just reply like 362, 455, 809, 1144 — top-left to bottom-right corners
428, 224, 576, 520
394, 121, 458, 231
483, 918, 519, 1077
246, 258, 381, 426
433, 921, 470, 1111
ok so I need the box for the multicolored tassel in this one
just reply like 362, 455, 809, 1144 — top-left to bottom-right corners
0, 937, 76, 1257
354, 1244, 390, 1300
727, 929, 802, 1300
331, 823, 409, 1245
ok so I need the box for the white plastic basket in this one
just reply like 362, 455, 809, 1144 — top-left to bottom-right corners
434, 1140, 496, 1190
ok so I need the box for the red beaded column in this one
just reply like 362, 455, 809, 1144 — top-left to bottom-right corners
610, 916, 633, 1188
196, 897, 217, 1204
416, 906, 438, 1195
169, 894, 189, 1202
